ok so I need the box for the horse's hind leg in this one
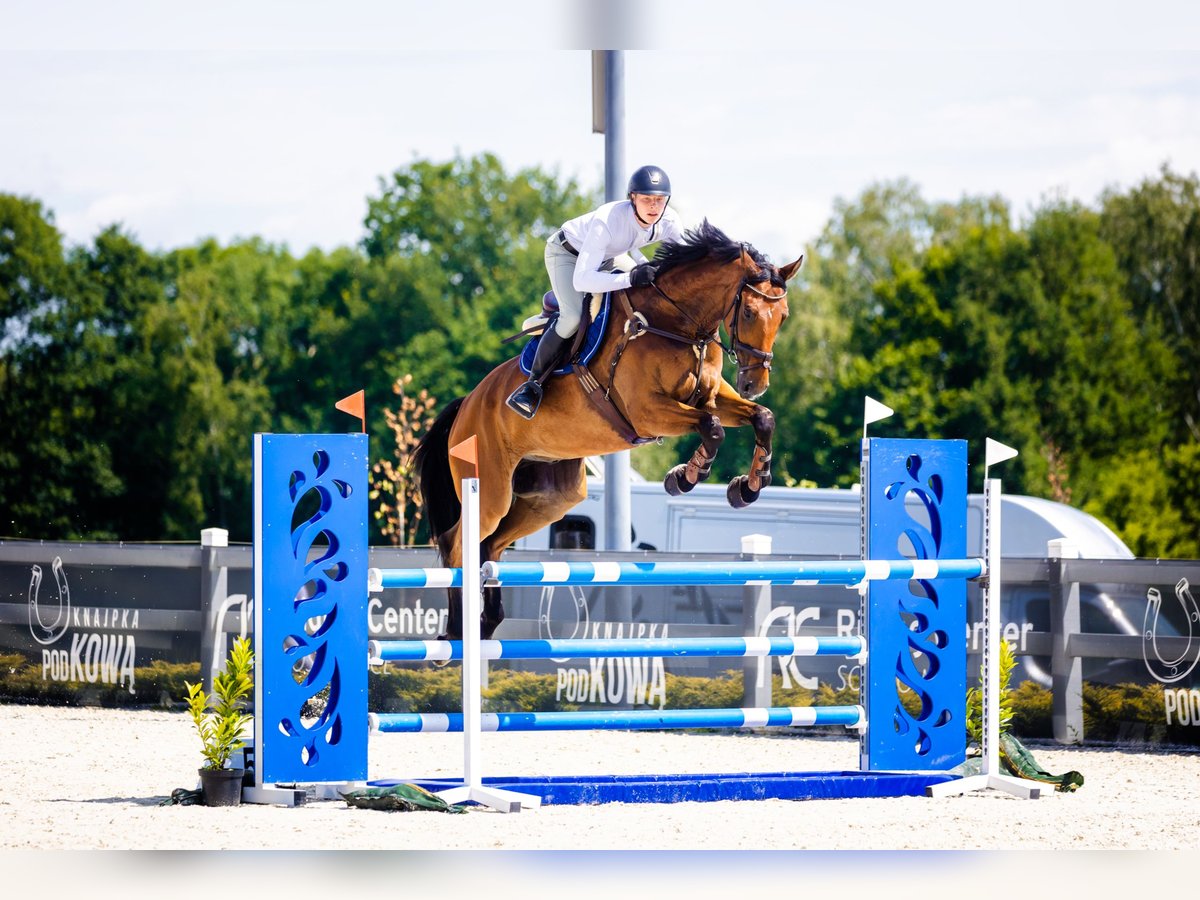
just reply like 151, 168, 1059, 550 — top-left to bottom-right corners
435, 521, 465, 641
728, 405, 775, 508
478, 535, 505, 640
476, 459, 588, 639
665, 412, 724, 495
434, 520, 507, 641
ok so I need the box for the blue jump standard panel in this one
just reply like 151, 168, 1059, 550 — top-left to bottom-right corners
862, 438, 968, 772
255, 433, 369, 785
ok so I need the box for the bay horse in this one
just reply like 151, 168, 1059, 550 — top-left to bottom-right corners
412, 220, 803, 640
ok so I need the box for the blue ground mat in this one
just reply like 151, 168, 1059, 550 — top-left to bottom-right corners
372, 771, 957, 805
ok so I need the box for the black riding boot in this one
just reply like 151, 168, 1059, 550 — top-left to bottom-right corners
506, 328, 571, 419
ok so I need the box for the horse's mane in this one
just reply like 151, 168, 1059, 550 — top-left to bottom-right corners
653, 219, 785, 287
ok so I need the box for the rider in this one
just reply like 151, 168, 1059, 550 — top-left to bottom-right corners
505, 164, 685, 419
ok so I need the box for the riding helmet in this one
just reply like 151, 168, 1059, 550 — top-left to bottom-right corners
627, 165, 671, 197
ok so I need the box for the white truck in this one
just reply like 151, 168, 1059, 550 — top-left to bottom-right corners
513, 463, 1135, 560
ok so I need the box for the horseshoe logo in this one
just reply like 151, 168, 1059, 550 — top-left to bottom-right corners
538, 585, 590, 662
1142, 578, 1200, 684
28, 556, 71, 646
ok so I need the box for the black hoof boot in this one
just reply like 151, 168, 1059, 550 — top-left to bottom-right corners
664, 464, 697, 496
505, 381, 544, 419
726, 476, 760, 508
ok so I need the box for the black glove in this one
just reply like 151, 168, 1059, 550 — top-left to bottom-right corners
629, 263, 657, 288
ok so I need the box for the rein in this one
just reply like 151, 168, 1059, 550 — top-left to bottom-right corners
575, 255, 788, 444
633, 275, 788, 389
605, 272, 787, 409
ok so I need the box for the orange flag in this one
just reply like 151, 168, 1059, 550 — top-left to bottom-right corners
335, 390, 365, 433
449, 435, 478, 478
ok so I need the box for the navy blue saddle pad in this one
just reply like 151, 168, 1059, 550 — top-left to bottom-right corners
518, 292, 612, 377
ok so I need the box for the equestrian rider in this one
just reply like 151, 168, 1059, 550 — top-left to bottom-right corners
505, 164, 685, 419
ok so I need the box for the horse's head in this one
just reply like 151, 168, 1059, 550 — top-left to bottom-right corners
726, 250, 803, 399
645, 221, 804, 400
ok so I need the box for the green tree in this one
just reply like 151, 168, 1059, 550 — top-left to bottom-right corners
0, 194, 81, 537
1099, 165, 1200, 440
0, 198, 146, 538
361, 153, 595, 401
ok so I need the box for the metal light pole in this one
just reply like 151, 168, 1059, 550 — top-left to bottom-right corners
594, 50, 632, 559
593, 50, 633, 628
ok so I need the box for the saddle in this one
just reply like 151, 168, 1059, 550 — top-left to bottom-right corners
503, 291, 655, 445
514, 291, 611, 377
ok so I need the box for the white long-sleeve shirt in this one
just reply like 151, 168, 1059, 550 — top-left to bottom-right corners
559, 200, 684, 294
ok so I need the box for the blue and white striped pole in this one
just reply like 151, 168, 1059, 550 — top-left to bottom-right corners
369, 635, 867, 663
479, 558, 984, 587
369, 705, 866, 734
369, 559, 985, 592
369, 567, 461, 591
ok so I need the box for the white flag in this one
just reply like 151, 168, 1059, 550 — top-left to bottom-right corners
985, 438, 1019, 468
863, 396, 894, 427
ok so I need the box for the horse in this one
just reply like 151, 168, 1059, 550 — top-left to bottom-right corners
412, 219, 803, 640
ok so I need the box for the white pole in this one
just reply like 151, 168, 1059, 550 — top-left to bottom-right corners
460, 477, 482, 785
981, 476, 1002, 778
433, 477, 540, 813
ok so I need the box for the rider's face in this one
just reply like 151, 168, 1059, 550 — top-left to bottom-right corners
631, 193, 668, 224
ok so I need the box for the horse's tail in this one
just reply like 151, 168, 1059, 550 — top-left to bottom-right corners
412, 395, 465, 564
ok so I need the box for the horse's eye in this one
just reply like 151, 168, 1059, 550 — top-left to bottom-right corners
743, 306, 754, 320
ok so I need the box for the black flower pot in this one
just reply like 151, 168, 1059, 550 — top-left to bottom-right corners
199, 767, 245, 807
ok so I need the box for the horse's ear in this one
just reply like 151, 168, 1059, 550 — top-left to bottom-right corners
777, 255, 804, 282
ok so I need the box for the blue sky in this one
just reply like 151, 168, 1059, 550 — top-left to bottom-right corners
4, 1, 1199, 267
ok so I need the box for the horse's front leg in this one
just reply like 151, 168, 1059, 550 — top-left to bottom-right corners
664, 411, 724, 496
726, 405, 773, 508
709, 380, 774, 508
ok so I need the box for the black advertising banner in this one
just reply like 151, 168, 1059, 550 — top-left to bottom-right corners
0, 541, 251, 698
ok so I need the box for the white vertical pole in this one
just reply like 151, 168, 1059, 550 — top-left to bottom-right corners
460, 477, 482, 785
251, 434, 264, 791
981, 476, 1002, 778
434, 476, 540, 812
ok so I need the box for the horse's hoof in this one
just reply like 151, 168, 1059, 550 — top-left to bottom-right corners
664, 465, 696, 496
727, 476, 760, 508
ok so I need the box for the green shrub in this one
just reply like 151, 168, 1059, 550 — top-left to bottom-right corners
484, 669, 578, 712
1009, 681, 1053, 737
0, 651, 200, 708
664, 669, 743, 709
368, 664, 463, 712
3, 648, 1198, 749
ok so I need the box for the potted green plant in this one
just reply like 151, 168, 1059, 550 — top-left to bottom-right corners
965, 637, 1016, 753
185, 635, 254, 807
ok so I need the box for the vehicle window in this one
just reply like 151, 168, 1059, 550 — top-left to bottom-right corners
550, 515, 595, 550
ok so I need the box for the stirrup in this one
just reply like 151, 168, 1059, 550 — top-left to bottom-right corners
505, 381, 543, 419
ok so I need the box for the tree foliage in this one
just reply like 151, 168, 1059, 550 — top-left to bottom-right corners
0, 157, 1197, 556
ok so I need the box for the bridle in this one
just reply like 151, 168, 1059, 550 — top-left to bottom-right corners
726, 279, 788, 379
641, 273, 787, 371
612, 254, 787, 405
582, 250, 790, 441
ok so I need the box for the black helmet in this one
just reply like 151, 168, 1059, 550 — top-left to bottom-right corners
627, 165, 671, 197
